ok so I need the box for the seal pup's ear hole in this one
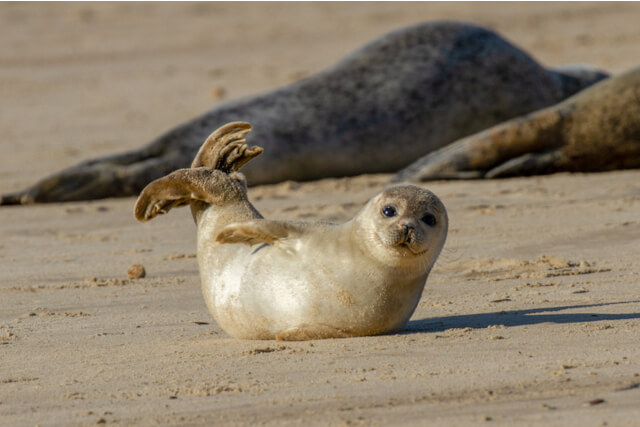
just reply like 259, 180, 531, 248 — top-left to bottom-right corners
191, 121, 263, 172
134, 168, 222, 222
216, 220, 304, 246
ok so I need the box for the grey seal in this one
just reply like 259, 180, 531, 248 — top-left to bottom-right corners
1, 21, 606, 205
134, 122, 448, 340
392, 67, 640, 181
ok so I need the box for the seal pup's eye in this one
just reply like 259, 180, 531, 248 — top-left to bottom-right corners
381, 205, 397, 218
422, 213, 437, 226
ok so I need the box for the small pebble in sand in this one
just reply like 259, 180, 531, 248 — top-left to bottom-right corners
209, 86, 226, 100
127, 264, 146, 279
584, 398, 606, 406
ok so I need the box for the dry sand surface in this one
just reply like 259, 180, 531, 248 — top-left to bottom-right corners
1, 2, 640, 426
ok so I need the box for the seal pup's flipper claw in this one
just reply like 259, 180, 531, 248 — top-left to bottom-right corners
216, 220, 305, 246
191, 121, 263, 172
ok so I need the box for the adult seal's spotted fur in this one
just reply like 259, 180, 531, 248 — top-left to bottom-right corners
134, 122, 448, 340
1, 21, 607, 205
393, 67, 640, 181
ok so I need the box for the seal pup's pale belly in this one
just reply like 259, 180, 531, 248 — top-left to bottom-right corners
198, 213, 427, 340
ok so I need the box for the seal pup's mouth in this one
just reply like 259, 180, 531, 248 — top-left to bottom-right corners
384, 227, 429, 256
397, 241, 428, 256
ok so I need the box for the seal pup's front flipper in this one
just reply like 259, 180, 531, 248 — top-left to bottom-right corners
216, 220, 306, 246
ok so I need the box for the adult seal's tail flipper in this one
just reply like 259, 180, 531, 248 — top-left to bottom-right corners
393, 67, 640, 182
0, 146, 180, 205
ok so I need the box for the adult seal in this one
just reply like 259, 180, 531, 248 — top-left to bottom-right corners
393, 67, 640, 181
134, 122, 448, 340
1, 21, 606, 205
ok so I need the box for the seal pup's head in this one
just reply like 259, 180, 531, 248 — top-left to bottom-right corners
354, 184, 448, 273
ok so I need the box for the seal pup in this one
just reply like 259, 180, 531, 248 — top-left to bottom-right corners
393, 67, 640, 182
1, 21, 607, 205
134, 122, 448, 340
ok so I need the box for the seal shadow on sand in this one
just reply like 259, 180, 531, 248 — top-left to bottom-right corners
405, 301, 640, 334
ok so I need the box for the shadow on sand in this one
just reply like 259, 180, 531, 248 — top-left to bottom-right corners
406, 300, 640, 334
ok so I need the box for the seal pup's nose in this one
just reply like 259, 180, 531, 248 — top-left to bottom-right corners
401, 223, 415, 240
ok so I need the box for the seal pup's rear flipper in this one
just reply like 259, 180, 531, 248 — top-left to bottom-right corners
191, 121, 262, 171
216, 220, 306, 246
134, 168, 246, 221
134, 122, 264, 222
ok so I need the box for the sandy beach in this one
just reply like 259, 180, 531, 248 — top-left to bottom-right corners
1, 2, 640, 425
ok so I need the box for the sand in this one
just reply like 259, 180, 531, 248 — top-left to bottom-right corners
1, 2, 640, 426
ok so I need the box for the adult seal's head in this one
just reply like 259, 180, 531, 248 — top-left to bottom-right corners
133, 122, 449, 340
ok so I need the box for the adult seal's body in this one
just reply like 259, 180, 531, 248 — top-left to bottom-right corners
134, 122, 448, 340
393, 67, 640, 181
2, 21, 606, 205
